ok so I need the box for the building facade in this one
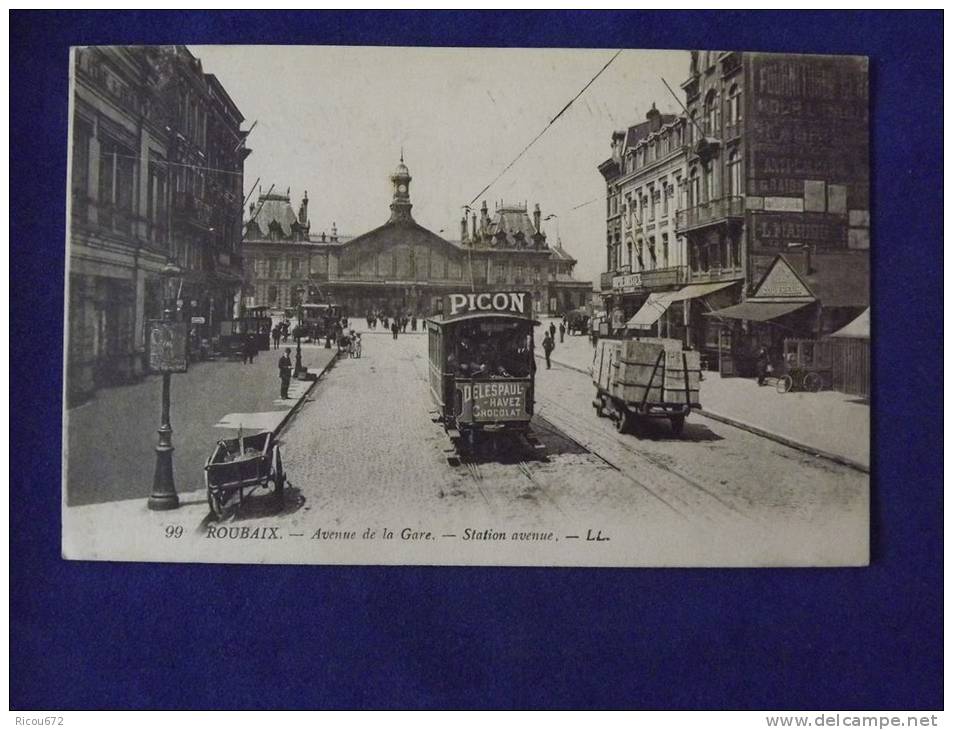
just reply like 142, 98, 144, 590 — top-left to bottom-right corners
241, 158, 591, 317
599, 105, 687, 335
600, 51, 869, 375
68, 46, 248, 403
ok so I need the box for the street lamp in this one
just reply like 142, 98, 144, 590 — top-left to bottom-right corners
148, 258, 184, 511
294, 285, 305, 377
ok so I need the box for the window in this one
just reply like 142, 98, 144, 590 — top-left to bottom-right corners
648, 187, 655, 221
661, 234, 669, 268
496, 263, 506, 283
515, 264, 524, 283
146, 158, 168, 243
71, 118, 93, 223
268, 257, 278, 278
661, 179, 669, 216
727, 84, 742, 126
291, 258, 301, 277
705, 90, 719, 136
689, 168, 700, 207
727, 150, 743, 197
626, 241, 633, 268
98, 137, 135, 233
648, 236, 657, 267
703, 163, 715, 202
268, 285, 278, 304
687, 111, 697, 145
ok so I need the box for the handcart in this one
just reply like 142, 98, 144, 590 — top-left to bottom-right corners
204, 431, 284, 519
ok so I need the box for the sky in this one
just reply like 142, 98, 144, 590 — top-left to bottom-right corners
193, 45, 691, 285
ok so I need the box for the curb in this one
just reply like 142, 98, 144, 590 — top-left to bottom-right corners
274, 351, 339, 436
539, 354, 869, 474
694, 408, 869, 474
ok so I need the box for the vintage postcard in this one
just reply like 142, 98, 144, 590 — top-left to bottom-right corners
62, 45, 870, 566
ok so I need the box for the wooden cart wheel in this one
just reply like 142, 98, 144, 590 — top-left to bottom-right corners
776, 374, 793, 394
615, 408, 629, 434
273, 446, 285, 498
804, 372, 822, 393
670, 415, 685, 438
207, 489, 225, 519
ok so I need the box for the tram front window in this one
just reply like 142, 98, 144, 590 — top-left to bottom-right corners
447, 321, 532, 378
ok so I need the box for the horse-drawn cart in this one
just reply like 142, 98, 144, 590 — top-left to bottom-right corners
204, 431, 284, 518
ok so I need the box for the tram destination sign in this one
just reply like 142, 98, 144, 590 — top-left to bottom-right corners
443, 291, 531, 319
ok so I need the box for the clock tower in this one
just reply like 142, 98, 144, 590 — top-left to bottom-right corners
388, 151, 413, 223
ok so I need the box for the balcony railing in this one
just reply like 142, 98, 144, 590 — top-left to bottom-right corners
724, 121, 742, 141
688, 265, 744, 284
600, 265, 688, 294
676, 196, 745, 233
173, 191, 211, 228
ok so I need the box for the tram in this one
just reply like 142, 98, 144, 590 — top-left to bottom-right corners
299, 302, 346, 341
427, 291, 539, 444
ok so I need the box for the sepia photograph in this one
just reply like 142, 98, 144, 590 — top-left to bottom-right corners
62, 44, 871, 566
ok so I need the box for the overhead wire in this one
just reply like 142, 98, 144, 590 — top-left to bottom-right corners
466, 49, 623, 208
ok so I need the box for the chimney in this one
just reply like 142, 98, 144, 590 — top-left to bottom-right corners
480, 200, 489, 234
471, 214, 477, 241
298, 190, 309, 224
533, 203, 541, 233
331, 221, 338, 242
461, 215, 468, 243
646, 102, 662, 132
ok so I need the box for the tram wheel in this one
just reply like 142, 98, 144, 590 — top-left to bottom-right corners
776, 375, 793, 394
804, 372, 822, 393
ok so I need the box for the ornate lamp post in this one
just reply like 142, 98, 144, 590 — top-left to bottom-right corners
294, 285, 305, 377
148, 259, 185, 511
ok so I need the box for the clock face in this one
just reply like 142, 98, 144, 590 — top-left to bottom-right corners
398, 184, 407, 193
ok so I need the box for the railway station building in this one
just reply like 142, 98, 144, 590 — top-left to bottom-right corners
241, 157, 591, 318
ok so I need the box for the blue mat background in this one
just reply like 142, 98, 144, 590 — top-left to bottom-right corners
10, 11, 942, 710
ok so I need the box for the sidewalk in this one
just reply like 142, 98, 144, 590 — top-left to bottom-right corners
65, 346, 337, 506
534, 321, 870, 472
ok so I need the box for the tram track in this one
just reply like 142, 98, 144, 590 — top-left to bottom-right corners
535, 393, 755, 527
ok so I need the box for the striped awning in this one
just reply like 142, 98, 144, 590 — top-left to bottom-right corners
625, 293, 671, 329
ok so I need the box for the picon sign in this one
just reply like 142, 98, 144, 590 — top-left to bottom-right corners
442, 291, 531, 319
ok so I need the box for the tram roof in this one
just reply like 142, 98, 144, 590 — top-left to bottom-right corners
427, 311, 540, 327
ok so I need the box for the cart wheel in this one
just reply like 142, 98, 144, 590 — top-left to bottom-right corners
615, 408, 629, 434
670, 415, 685, 438
776, 374, 793, 394
804, 372, 822, 393
273, 446, 285, 498
207, 489, 225, 519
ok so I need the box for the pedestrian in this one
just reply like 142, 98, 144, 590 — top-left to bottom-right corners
278, 348, 293, 399
756, 346, 768, 386
542, 332, 555, 369
411, 316, 417, 332
549, 322, 556, 343
559, 322, 566, 343
272, 325, 281, 351
392, 321, 399, 340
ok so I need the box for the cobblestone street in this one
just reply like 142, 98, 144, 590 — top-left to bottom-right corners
266, 330, 868, 566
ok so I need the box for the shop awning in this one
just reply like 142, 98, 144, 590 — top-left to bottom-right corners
665, 280, 739, 302
625, 292, 671, 329
704, 300, 814, 322
827, 308, 869, 339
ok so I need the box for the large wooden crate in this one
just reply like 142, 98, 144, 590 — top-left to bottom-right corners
593, 339, 701, 407
662, 350, 701, 406
614, 341, 666, 404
